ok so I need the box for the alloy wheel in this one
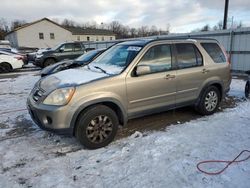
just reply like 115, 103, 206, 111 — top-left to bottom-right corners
204, 91, 218, 112
86, 115, 113, 144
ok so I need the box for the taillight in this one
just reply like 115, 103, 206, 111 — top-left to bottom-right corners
14, 56, 23, 60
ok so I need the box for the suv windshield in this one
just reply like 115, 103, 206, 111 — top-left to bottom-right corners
90, 44, 142, 74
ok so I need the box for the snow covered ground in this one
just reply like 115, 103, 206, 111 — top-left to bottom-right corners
0, 72, 249, 188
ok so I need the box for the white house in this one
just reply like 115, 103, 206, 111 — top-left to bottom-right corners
5, 18, 116, 49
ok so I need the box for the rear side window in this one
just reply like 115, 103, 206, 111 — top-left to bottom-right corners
175, 43, 203, 69
201, 43, 226, 63
74, 43, 82, 51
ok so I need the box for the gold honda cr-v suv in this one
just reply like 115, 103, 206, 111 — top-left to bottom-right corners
27, 38, 231, 149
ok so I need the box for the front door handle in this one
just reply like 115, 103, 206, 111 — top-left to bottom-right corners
202, 69, 210, 74
165, 74, 175, 79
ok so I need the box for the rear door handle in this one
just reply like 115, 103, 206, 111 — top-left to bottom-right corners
165, 74, 175, 79
202, 69, 210, 74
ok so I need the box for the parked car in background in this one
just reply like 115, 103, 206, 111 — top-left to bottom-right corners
34, 42, 86, 68
0, 50, 28, 64
27, 38, 231, 149
0, 40, 11, 49
40, 49, 105, 77
0, 51, 24, 73
27, 48, 51, 63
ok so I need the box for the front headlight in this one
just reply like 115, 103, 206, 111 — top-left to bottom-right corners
43, 87, 75, 106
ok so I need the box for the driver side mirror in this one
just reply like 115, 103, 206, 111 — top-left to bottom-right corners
136, 65, 151, 76
59, 49, 64, 53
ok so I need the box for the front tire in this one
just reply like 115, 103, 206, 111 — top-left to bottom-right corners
75, 105, 119, 149
43, 58, 55, 67
196, 86, 220, 115
0, 62, 12, 73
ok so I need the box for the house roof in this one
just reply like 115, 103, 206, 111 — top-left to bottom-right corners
66, 27, 115, 36
6, 18, 70, 35
6, 18, 115, 36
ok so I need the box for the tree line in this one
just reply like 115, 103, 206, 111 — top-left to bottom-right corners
0, 18, 170, 40
0, 17, 244, 40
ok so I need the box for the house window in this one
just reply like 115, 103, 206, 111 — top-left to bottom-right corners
87, 36, 90, 41
102, 36, 104, 41
50, 33, 55, 40
77, 36, 80, 41
39, 33, 44, 40
110, 37, 112, 40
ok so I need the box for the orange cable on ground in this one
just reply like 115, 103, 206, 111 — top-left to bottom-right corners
197, 150, 250, 175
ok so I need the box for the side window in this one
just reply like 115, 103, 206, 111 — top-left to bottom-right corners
74, 43, 82, 51
175, 43, 202, 69
195, 47, 203, 66
138, 44, 172, 74
60, 44, 74, 52
201, 43, 226, 63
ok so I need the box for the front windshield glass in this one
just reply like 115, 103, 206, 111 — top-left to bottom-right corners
75, 50, 101, 62
90, 44, 142, 74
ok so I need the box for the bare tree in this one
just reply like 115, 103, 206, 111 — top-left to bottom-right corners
200, 24, 210, 32
129, 27, 137, 38
11, 19, 27, 30
149, 25, 158, 36
61, 19, 76, 27
138, 26, 149, 37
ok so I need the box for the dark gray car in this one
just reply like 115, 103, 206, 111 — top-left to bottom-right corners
40, 49, 105, 77
34, 42, 85, 68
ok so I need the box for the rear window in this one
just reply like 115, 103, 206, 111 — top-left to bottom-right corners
201, 43, 226, 63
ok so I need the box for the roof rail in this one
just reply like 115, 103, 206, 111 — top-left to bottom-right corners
149, 35, 218, 41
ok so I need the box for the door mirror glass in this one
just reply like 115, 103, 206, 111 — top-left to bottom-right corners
136, 65, 151, 76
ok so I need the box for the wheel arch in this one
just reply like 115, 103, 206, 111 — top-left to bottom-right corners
0, 62, 13, 70
70, 99, 128, 136
196, 81, 224, 106
43, 57, 57, 67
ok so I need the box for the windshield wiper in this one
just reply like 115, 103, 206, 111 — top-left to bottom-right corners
93, 66, 110, 75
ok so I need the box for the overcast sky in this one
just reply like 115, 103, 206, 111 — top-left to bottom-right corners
1, 0, 250, 32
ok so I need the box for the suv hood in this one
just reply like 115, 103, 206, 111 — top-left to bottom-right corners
39, 66, 109, 91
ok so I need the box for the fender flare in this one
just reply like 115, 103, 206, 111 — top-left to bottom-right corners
69, 97, 128, 134
195, 81, 224, 106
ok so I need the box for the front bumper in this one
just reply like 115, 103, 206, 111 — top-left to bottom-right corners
27, 96, 74, 135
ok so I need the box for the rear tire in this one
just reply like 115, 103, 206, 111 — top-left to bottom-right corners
245, 81, 250, 98
43, 58, 55, 67
196, 86, 221, 115
75, 105, 119, 149
0, 62, 12, 73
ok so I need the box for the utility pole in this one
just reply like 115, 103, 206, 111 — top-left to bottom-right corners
223, 0, 229, 29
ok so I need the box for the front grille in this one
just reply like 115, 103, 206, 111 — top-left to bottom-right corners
32, 87, 45, 102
